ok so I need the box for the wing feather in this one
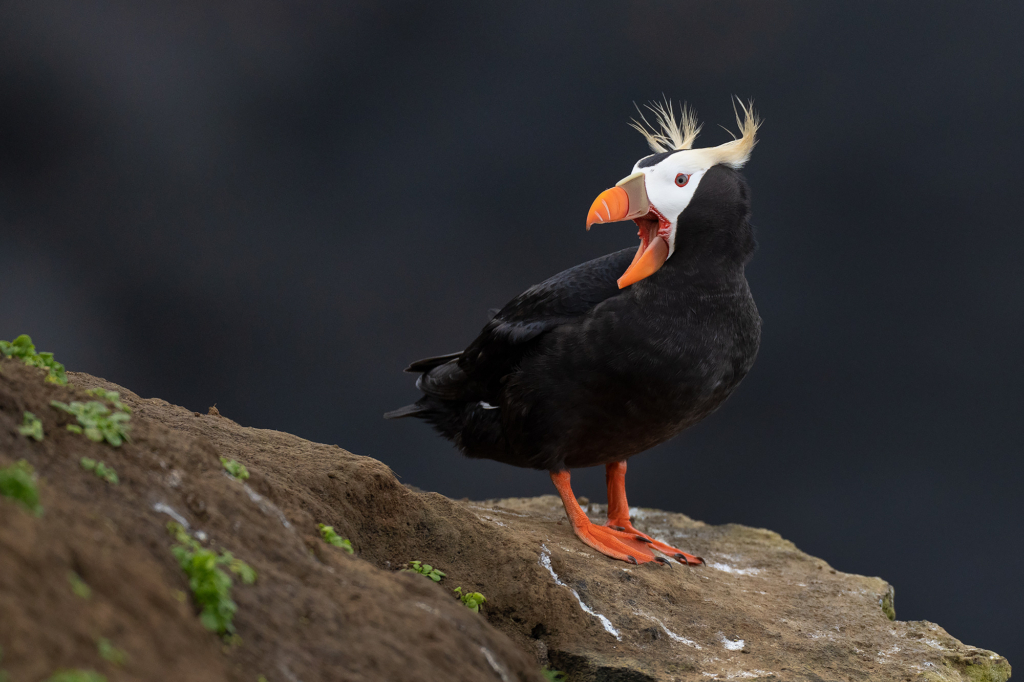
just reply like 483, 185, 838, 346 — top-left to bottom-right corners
482, 247, 634, 346
401, 247, 635, 406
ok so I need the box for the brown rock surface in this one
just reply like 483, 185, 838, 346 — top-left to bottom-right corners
469, 496, 1012, 682
0, 359, 1011, 681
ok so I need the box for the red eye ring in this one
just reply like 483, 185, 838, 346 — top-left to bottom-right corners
674, 173, 690, 187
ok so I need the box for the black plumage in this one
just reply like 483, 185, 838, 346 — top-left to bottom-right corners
386, 165, 761, 473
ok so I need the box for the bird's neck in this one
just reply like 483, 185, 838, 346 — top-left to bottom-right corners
663, 216, 755, 285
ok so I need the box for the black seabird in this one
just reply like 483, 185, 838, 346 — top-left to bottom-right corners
386, 100, 763, 566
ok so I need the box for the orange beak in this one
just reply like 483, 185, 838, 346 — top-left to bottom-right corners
585, 172, 669, 289
586, 186, 630, 228
585, 172, 650, 229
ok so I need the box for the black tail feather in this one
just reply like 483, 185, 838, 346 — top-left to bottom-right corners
405, 351, 462, 373
383, 403, 426, 419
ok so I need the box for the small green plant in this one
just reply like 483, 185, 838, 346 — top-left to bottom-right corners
403, 560, 445, 582
51, 400, 131, 447
0, 459, 42, 515
80, 458, 119, 485
541, 668, 567, 682
96, 638, 128, 666
167, 521, 256, 636
67, 571, 92, 599
881, 590, 896, 621
85, 387, 131, 414
317, 523, 354, 554
18, 411, 44, 441
44, 672, 107, 682
0, 334, 67, 385
453, 586, 486, 612
220, 457, 249, 481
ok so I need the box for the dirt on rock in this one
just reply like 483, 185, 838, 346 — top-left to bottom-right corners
0, 358, 1012, 682
0, 360, 544, 682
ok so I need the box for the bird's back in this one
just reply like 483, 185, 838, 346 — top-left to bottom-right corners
385, 248, 635, 463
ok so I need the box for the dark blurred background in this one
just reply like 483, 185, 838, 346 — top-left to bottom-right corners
2, 0, 1021, 665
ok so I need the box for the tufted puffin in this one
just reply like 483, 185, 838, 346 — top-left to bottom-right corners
386, 100, 762, 566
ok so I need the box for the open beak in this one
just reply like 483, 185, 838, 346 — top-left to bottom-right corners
586, 172, 670, 289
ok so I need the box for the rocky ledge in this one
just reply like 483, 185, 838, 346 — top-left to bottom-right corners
0, 360, 1011, 681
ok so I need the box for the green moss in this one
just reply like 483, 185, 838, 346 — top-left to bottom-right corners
80, 457, 119, 485
44, 672, 107, 682
18, 411, 44, 441
403, 560, 445, 581
51, 400, 131, 447
317, 523, 354, 554
0, 459, 42, 515
940, 651, 1012, 682
220, 457, 249, 481
97, 638, 128, 666
0, 334, 67, 385
68, 571, 92, 599
541, 669, 567, 682
453, 586, 486, 612
85, 388, 131, 414
880, 587, 896, 621
167, 521, 256, 636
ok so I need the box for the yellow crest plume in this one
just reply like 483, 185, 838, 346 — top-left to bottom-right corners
630, 97, 761, 169
630, 97, 702, 153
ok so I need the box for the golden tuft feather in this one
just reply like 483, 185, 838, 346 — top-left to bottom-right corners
629, 98, 702, 153
712, 97, 761, 169
630, 96, 762, 169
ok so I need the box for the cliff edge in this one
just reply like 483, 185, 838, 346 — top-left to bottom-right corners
0, 358, 1010, 681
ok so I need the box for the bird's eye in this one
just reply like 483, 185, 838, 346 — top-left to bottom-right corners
674, 173, 690, 187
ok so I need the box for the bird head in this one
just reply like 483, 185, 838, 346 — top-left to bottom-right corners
586, 99, 760, 288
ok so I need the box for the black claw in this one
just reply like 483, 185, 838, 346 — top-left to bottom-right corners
626, 555, 638, 565
610, 525, 626, 532
655, 557, 672, 567
635, 535, 653, 543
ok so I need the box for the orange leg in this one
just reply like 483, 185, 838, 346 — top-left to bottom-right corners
550, 470, 668, 566
604, 461, 704, 566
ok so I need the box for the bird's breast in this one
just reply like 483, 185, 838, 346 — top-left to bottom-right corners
500, 277, 760, 469
625, 286, 759, 420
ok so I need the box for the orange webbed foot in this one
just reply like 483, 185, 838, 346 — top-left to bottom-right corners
570, 517, 672, 565
605, 520, 704, 566
602, 461, 704, 566
552, 469, 680, 566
